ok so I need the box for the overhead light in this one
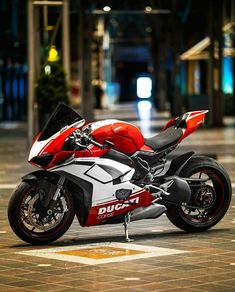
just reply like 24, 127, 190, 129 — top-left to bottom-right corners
103, 6, 111, 12
137, 77, 152, 98
145, 6, 152, 13
44, 65, 51, 75
48, 46, 59, 62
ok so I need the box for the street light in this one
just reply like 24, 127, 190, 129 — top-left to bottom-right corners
103, 6, 111, 12
144, 6, 152, 13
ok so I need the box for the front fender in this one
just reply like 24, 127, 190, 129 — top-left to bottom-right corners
22, 170, 93, 227
22, 170, 60, 184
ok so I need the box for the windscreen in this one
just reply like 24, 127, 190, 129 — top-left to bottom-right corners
38, 103, 84, 141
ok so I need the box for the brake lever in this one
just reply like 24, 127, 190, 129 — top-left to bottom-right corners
83, 134, 114, 149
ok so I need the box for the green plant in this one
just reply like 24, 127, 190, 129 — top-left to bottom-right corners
35, 61, 69, 115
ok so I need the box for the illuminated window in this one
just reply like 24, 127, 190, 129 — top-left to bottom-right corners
223, 57, 234, 94
137, 77, 152, 98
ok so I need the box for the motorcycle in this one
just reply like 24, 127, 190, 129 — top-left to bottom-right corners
8, 103, 232, 244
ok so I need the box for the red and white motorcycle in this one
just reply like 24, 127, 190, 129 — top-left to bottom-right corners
8, 103, 232, 244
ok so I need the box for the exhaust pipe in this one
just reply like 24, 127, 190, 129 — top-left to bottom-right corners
130, 204, 166, 222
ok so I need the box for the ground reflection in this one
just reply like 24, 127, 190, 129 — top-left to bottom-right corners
137, 100, 152, 137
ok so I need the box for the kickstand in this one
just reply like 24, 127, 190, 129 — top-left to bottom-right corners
123, 213, 134, 242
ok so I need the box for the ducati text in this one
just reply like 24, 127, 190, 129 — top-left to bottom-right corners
98, 197, 139, 216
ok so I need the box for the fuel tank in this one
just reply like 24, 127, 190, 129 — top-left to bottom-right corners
88, 120, 144, 155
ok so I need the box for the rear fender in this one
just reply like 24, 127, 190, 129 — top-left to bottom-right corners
163, 152, 194, 176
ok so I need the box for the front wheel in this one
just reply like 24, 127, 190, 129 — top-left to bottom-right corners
8, 181, 75, 244
166, 155, 232, 232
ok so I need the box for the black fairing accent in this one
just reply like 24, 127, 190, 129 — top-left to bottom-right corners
31, 154, 54, 168
62, 138, 75, 151
102, 149, 133, 167
115, 189, 132, 200
54, 171, 93, 226
145, 127, 183, 151
55, 154, 73, 165
133, 151, 162, 166
99, 165, 123, 180
132, 157, 149, 180
22, 170, 60, 184
132, 144, 177, 167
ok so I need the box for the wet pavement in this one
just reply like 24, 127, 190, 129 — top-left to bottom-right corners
0, 104, 235, 291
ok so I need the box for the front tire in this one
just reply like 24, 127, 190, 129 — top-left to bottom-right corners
166, 155, 232, 232
8, 181, 75, 244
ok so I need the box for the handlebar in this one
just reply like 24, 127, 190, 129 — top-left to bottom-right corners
71, 130, 114, 150
86, 136, 104, 149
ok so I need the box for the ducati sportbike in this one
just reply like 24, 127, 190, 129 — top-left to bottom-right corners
8, 104, 232, 244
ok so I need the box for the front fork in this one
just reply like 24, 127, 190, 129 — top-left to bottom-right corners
46, 176, 66, 215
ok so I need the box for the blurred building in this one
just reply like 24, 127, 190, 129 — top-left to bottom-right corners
0, 0, 234, 129
0, 0, 27, 121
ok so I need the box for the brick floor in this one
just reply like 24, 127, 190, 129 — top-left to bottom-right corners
0, 105, 235, 291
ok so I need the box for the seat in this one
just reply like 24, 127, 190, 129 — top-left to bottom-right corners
144, 126, 183, 151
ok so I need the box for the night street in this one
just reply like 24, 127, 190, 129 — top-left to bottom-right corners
0, 105, 235, 291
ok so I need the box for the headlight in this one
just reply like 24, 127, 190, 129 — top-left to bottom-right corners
30, 154, 53, 168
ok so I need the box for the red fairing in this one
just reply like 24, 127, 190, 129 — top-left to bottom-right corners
91, 121, 145, 155
32, 132, 41, 144
179, 110, 208, 141
84, 190, 154, 227
31, 127, 77, 169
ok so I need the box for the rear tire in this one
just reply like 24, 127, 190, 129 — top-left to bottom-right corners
8, 181, 75, 244
166, 155, 232, 232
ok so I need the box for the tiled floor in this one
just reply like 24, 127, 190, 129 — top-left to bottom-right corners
0, 104, 235, 291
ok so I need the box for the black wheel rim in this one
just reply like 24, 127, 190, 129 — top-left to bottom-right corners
180, 167, 225, 225
18, 186, 72, 240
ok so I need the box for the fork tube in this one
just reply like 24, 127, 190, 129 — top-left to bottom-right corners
52, 176, 65, 201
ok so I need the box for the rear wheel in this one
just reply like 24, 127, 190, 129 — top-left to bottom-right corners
166, 156, 232, 232
8, 181, 75, 244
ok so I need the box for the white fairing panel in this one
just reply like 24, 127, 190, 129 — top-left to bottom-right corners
52, 158, 142, 205
29, 139, 53, 161
28, 130, 61, 160
85, 164, 113, 183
